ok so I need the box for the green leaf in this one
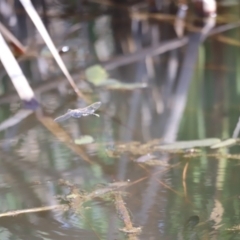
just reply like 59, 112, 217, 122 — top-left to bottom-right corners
74, 135, 94, 145
158, 138, 221, 150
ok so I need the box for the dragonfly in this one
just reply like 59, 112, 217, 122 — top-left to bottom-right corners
54, 102, 101, 122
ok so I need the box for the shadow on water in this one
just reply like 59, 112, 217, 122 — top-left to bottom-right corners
1, 0, 240, 239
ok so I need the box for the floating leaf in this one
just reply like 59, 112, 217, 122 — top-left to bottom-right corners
74, 135, 94, 145
210, 138, 238, 149
158, 138, 221, 150
105, 80, 148, 90
96, 79, 119, 87
85, 65, 148, 89
85, 65, 109, 86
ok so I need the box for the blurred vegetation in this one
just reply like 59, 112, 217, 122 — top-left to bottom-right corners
1, 0, 240, 239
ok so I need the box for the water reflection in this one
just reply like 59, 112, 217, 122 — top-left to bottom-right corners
1, 0, 240, 239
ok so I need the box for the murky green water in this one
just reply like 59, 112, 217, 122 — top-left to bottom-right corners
1, 1, 240, 240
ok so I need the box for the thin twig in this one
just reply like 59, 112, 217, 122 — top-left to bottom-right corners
114, 192, 141, 239
0, 204, 66, 218
103, 37, 188, 70
182, 162, 189, 198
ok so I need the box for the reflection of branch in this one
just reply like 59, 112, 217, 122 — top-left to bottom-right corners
0, 151, 49, 208
38, 116, 93, 164
155, 177, 183, 197
103, 37, 188, 70
163, 17, 216, 143
216, 35, 240, 47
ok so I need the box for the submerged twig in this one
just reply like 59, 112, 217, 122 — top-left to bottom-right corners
86, 181, 129, 199
114, 192, 141, 239
0, 204, 66, 218
0, 181, 129, 218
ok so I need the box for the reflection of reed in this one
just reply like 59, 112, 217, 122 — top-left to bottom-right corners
38, 116, 93, 164
0, 19, 239, 107
163, 17, 216, 143
182, 161, 189, 199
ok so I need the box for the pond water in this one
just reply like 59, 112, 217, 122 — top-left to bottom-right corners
1, 1, 240, 239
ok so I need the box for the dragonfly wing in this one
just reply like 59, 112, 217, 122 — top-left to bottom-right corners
54, 112, 71, 122
79, 102, 102, 115
90, 102, 101, 110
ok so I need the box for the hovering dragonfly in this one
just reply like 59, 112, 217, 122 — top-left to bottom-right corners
54, 102, 101, 122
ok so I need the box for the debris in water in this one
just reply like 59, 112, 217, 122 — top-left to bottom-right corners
74, 135, 94, 145
210, 138, 239, 149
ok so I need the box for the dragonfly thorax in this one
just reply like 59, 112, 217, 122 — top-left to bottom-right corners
69, 109, 82, 118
